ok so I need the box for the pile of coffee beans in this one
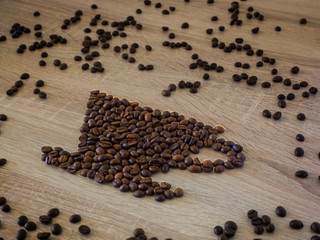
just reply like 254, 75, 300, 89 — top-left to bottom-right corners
213, 220, 238, 239
247, 209, 275, 235
41, 90, 245, 202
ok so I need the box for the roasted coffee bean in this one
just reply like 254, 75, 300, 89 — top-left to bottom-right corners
1, 204, 11, 212
224, 227, 235, 237
174, 188, 184, 197
261, 215, 271, 225
214, 225, 223, 235
311, 222, 320, 234
53, 59, 61, 66
297, 113, 306, 121
155, 194, 166, 202
276, 206, 286, 217
248, 209, 258, 219
0, 197, 6, 206
47, 208, 59, 218
178, 80, 186, 89
266, 223, 275, 233
16, 229, 27, 240
273, 111, 282, 120
295, 170, 308, 178
188, 165, 201, 173
262, 110, 271, 118
162, 90, 170, 97
17, 216, 28, 226
251, 217, 263, 226
133, 228, 145, 237
254, 225, 264, 235
295, 147, 304, 157
247, 76, 257, 85
302, 91, 310, 98
296, 134, 305, 142
284, 78, 292, 86
51, 223, 62, 235
290, 220, 304, 229
311, 236, 320, 240
24, 221, 37, 231
300, 18, 307, 24
78, 225, 90, 235
133, 190, 145, 198
39, 215, 52, 225
275, 26, 281, 31
252, 27, 259, 34
168, 84, 176, 92
287, 93, 295, 100
21, 73, 30, 79
278, 100, 286, 108
224, 221, 237, 231
0, 158, 7, 166
37, 232, 51, 239
69, 214, 81, 223
15, 80, 24, 88
190, 88, 197, 93
35, 80, 44, 87
38, 92, 47, 99
309, 87, 318, 94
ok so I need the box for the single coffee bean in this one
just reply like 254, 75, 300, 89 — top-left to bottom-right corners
247, 209, 258, 219
37, 232, 51, 240
178, 80, 186, 89
133, 190, 145, 198
155, 194, 166, 202
53, 59, 61, 66
41, 52, 48, 58
78, 225, 91, 234
24, 221, 37, 231
295, 170, 308, 178
162, 90, 171, 97
35, 80, 44, 87
275, 206, 286, 217
0, 197, 6, 205
299, 18, 307, 24
273, 111, 282, 120
39, 215, 52, 224
292, 83, 301, 90
302, 92, 310, 98
224, 221, 237, 231
51, 223, 62, 235
262, 82, 271, 88
311, 236, 320, 240
287, 93, 295, 100
190, 88, 197, 93
309, 87, 318, 94
16, 229, 27, 240
47, 208, 59, 218
275, 26, 281, 31
214, 225, 223, 235
174, 188, 184, 197
296, 134, 305, 142
38, 92, 47, 99
251, 217, 263, 226
284, 78, 292, 86
290, 220, 304, 229
20, 73, 30, 79
297, 113, 306, 121
295, 147, 304, 157
1, 204, 11, 212
224, 227, 235, 237
278, 94, 285, 100
266, 223, 275, 233
69, 214, 81, 223
278, 100, 286, 108
17, 216, 28, 226
254, 225, 264, 235
291, 66, 299, 74
261, 215, 271, 225
0, 158, 7, 166
133, 228, 145, 237
252, 27, 259, 34
311, 222, 320, 234
168, 84, 176, 92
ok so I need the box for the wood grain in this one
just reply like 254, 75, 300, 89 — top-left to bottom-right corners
0, 0, 320, 239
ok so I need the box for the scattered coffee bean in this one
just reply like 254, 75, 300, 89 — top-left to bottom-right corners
34, 11, 40, 16
299, 18, 307, 24
78, 225, 91, 235
168, 84, 177, 92
53, 59, 61, 67
261, 215, 271, 225
284, 78, 292, 86
20, 73, 30, 80
254, 225, 264, 235
162, 90, 171, 97
290, 220, 304, 229
0, 197, 6, 205
17, 216, 28, 226
311, 222, 320, 234
275, 26, 281, 31
287, 93, 295, 100
174, 188, 184, 198
297, 113, 306, 121
35, 80, 44, 87
273, 111, 282, 120
262, 82, 271, 88
309, 87, 318, 94
296, 134, 305, 142
248, 209, 258, 219
36, 232, 51, 240
38, 92, 47, 99
70, 214, 81, 223
16, 229, 27, 240
278, 100, 286, 108
295, 147, 304, 157
51, 223, 62, 235
276, 206, 286, 217
291, 66, 299, 74
178, 80, 186, 89
47, 208, 59, 218
33, 88, 40, 94
302, 92, 310, 98
252, 27, 259, 34
214, 226, 224, 235
1, 204, 11, 212
24, 221, 37, 231
39, 215, 52, 225
295, 170, 308, 178
262, 110, 271, 118
266, 223, 275, 233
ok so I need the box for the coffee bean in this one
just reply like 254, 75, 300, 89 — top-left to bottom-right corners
275, 26, 281, 31
174, 188, 184, 198
17, 216, 28, 226
155, 194, 166, 202
309, 87, 318, 94
47, 208, 59, 218
311, 236, 320, 240
295, 170, 308, 178
254, 225, 264, 235
296, 134, 305, 142
247, 209, 258, 219
271, 111, 281, 120
51, 223, 62, 235
224, 227, 235, 237
214, 225, 223, 235
15, 80, 23, 88
24, 221, 37, 231
300, 18, 307, 24
70, 214, 81, 223
224, 221, 237, 231
60, 63, 68, 70
252, 27, 259, 34
302, 92, 310, 98
261, 215, 271, 225
290, 220, 304, 229
287, 93, 295, 100
1, 204, 11, 212
247, 76, 257, 85
218, 234, 228, 240
291, 66, 299, 74
275, 206, 286, 217
272, 68, 278, 75
219, 26, 225, 32
36, 232, 50, 240
295, 147, 304, 157
78, 225, 91, 235
178, 80, 186, 89
35, 80, 44, 87
0, 158, 7, 166
190, 88, 197, 93
266, 223, 275, 233
251, 217, 263, 226
133, 190, 145, 198
39, 215, 52, 225
188, 165, 201, 173
53, 59, 61, 67
0, 197, 6, 206
311, 222, 320, 234
20, 73, 30, 79
162, 90, 171, 97
168, 84, 176, 92
16, 229, 27, 240
38, 92, 47, 99
34, 11, 40, 16
273, 76, 283, 83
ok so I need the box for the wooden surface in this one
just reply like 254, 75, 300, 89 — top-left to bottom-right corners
0, 0, 320, 239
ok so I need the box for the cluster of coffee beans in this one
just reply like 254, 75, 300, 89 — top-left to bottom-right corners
0, 196, 91, 239
213, 220, 238, 239
126, 228, 172, 240
247, 210, 275, 235
41, 90, 245, 202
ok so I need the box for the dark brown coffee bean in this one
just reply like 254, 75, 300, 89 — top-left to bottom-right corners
261, 215, 271, 225
168, 84, 176, 92
309, 222, 320, 235
155, 194, 166, 202
162, 90, 170, 97
69, 214, 81, 223
39, 215, 52, 225
17, 216, 28, 226
214, 225, 223, 235
275, 206, 286, 217
311, 236, 320, 240
291, 66, 299, 74
51, 223, 62, 235
295, 134, 304, 142
174, 188, 184, 197
16, 229, 27, 240
178, 80, 186, 89
20, 73, 30, 79
133, 228, 145, 237
295, 170, 308, 178
224, 221, 237, 231
262, 110, 271, 118
273, 111, 282, 120
0, 158, 7, 166
278, 100, 286, 108
218, 234, 228, 240
248, 209, 258, 219
254, 225, 264, 235
224, 227, 235, 237
1, 204, 11, 212
188, 165, 201, 173
53, 59, 61, 66
299, 18, 307, 24
262, 82, 271, 88
252, 27, 259, 34
164, 190, 174, 199
251, 217, 263, 226
24, 221, 37, 231
37, 232, 51, 239
78, 225, 90, 235
133, 190, 145, 198
309, 87, 318, 94
287, 93, 295, 100
266, 223, 275, 233
297, 113, 306, 121
290, 220, 304, 229
35, 80, 44, 87
47, 208, 59, 218
295, 147, 304, 157
38, 92, 47, 99
0, 197, 6, 206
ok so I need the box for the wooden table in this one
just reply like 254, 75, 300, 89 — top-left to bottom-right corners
0, 0, 319, 239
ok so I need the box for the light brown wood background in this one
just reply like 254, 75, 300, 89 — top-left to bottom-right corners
0, 0, 320, 239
